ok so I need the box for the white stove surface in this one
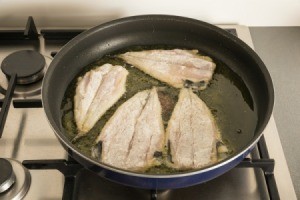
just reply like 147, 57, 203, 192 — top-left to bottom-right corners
0, 24, 296, 200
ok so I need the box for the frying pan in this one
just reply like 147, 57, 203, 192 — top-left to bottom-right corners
42, 15, 274, 189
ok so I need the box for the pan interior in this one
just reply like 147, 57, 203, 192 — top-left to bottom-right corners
60, 45, 257, 174
42, 15, 272, 176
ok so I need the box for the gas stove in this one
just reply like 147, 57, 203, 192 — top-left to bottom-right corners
0, 17, 296, 200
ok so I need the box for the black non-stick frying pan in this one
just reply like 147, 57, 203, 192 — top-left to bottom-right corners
42, 15, 274, 189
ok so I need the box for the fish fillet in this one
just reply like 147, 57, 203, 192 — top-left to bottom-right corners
94, 88, 165, 171
166, 88, 218, 169
118, 49, 216, 90
74, 64, 128, 134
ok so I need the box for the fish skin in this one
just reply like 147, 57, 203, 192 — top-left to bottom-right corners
96, 88, 165, 172
74, 64, 128, 134
166, 88, 218, 169
118, 49, 216, 90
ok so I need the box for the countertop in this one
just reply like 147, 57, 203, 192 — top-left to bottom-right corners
249, 27, 300, 199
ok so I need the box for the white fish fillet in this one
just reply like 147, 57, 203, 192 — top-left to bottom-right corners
95, 88, 165, 171
118, 49, 216, 90
166, 88, 218, 169
74, 64, 128, 134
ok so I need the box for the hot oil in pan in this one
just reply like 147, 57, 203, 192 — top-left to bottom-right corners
61, 46, 257, 174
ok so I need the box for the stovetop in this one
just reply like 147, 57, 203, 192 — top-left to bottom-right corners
0, 17, 296, 200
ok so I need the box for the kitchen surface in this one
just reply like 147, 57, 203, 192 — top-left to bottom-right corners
0, 3, 300, 198
250, 27, 300, 198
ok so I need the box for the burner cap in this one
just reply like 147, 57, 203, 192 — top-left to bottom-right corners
0, 159, 31, 200
0, 158, 15, 193
1, 50, 46, 85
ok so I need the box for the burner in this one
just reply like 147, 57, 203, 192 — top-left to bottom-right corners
1, 50, 45, 85
0, 158, 16, 193
0, 159, 31, 200
0, 51, 51, 97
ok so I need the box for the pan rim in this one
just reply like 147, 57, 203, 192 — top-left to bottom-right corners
42, 14, 274, 178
